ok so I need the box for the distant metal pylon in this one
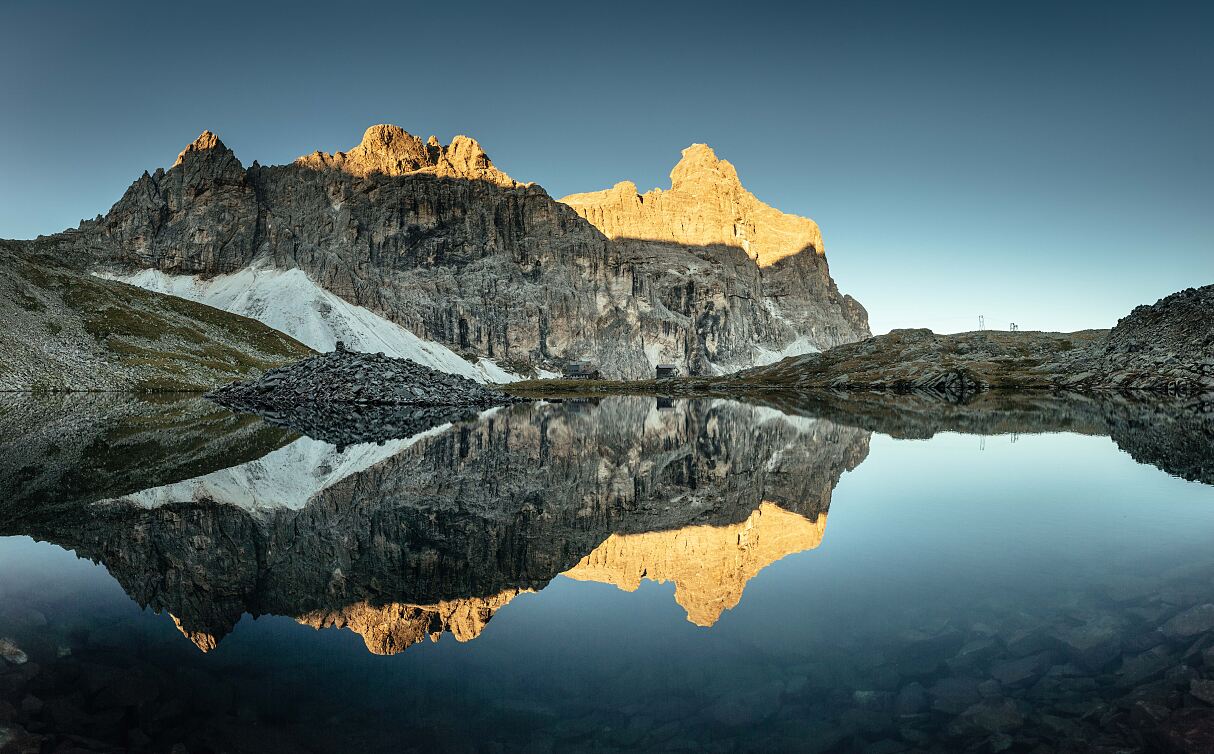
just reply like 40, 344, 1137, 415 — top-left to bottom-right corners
978, 315, 985, 331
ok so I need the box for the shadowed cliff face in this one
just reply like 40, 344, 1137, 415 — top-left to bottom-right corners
1, 398, 869, 655
33, 126, 868, 377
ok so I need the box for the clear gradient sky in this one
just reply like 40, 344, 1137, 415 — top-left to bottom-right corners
2, 0, 1210, 334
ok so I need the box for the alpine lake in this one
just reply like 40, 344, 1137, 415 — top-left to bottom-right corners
1, 391, 1212, 753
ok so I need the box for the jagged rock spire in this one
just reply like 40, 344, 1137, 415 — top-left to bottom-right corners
173, 130, 230, 167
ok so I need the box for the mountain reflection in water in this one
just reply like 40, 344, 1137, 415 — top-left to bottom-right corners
2, 397, 866, 655
0, 391, 1212, 753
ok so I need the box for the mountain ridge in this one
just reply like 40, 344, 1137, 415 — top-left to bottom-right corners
19, 124, 870, 380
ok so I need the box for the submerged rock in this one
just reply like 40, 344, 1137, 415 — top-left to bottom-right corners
1051, 616, 1124, 671
0, 640, 27, 666
989, 652, 1052, 687
1154, 708, 1214, 752
1191, 679, 1214, 706
948, 698, 1026, 735
1162, 604, 1214, 639
893, 682, 929, 716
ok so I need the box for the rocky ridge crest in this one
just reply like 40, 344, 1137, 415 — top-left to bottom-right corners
34, 125, 869, 378
295, 124, 519, 187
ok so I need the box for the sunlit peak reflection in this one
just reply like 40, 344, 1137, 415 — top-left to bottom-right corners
563, 503, 828, 626
294, 588, 532, 655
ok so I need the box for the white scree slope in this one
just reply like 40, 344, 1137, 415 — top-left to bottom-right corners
101, 266, 529, 384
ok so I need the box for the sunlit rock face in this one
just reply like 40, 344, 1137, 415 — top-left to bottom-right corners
561, 144, 870, 354
295, 125, 519, 188
564, 503, 828, 626
562, 144, 820, 269
41, 127, 868, 376
4, 398, 870, 654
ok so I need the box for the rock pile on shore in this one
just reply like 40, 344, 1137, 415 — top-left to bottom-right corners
1099, 285, 1214, 392
208, 344, 518, 411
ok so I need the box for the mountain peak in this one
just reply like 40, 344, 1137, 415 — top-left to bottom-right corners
358, 124, 430, 160
560, 143, 822, 269
295, 589, 527, 655
173, 130, 230, 167
295, 124, 517, 187
669, 142, 741, 193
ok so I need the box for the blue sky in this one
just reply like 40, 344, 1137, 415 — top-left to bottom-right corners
2, 0, 1210, 333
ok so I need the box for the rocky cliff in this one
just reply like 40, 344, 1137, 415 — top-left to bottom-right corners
562, 144, 869, 352
30, 125, 868, 379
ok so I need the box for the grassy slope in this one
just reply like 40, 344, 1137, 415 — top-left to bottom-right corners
1, 241, 313, 391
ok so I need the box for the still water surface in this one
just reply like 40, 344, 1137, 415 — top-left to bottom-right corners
0, 394, 1212, 752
